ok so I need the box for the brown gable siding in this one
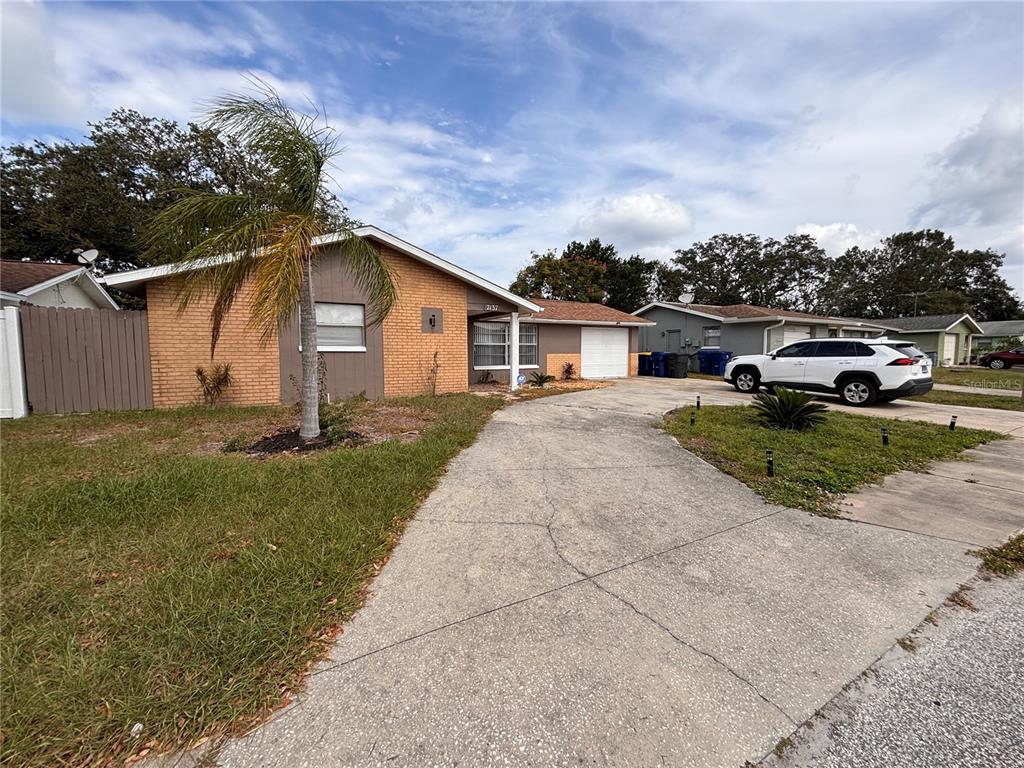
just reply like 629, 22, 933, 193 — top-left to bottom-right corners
381, 246, 469, 396
146, 278, 280, 407
278, 245, 385, 402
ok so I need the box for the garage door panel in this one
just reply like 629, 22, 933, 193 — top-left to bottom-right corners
581, 327, 629, 378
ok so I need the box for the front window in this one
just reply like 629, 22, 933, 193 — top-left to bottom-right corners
315, 303, 364, 350
473, 322, 538, 368
702, 326, 721, 347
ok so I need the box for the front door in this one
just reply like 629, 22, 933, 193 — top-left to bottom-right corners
763, 340, 817, 386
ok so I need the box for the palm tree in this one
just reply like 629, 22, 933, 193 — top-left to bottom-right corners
143, 81, 395, 439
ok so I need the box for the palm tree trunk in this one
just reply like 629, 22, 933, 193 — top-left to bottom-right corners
298, 255, 321, 439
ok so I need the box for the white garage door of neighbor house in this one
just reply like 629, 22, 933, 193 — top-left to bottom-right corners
581, 327, 629, 378
768, 324, 812, 351
942, 334, 956, 365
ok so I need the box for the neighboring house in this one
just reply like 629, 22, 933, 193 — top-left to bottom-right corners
874, 313, 983, 366
631, 302, 892, 367
0, 260, 120, 310
972, 319, 1024, 352
102, 226, 650, 408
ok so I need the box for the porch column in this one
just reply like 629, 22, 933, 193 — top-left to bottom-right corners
509, 311, 520, 391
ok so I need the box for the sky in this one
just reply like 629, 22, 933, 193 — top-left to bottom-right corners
2, 1, 1023, 292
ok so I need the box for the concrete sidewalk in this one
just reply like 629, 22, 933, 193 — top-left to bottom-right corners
934, 382, 1021, 397
190, 379, 1022, 768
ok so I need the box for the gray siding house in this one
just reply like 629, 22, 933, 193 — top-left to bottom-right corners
873, 313, 983, 366
631, 302, 893, 369
972, 319, 1024, 352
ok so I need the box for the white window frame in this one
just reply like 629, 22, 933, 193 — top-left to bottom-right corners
472, 321, 540, 370
313, 302, 366, 353
702, 325, 721, 348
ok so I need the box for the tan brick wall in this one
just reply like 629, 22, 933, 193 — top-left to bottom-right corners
546, 353, 582, 381
381, 248, 469, 397
629, 352, 639, 377
147, 279, 280, 408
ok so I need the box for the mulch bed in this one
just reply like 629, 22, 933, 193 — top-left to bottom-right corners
245, 429, 366, 455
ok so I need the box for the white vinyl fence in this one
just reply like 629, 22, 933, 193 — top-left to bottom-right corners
1, 307, 28, 419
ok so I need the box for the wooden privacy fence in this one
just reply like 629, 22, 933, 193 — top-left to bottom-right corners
20, 306, 153, 414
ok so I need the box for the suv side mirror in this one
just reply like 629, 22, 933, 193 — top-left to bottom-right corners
770, 354, 777, 360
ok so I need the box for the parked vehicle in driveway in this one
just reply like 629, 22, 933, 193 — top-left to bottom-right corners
978, 346, 1024, 369
723, 338, 934, 406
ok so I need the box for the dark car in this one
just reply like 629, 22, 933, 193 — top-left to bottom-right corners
978, 346, 1024, 369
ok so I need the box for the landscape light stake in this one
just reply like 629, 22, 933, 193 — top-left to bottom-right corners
696, 395, 701, 410
949, 415, 957, 431
766, 448, 775, 477
690, 410, 697, 426
881, 427, 890, 446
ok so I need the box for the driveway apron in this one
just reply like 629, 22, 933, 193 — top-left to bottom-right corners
214, 380, 996, 768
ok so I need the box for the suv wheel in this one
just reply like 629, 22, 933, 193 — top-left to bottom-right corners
839, 377, 878, 406
733, 369, 760, 394
989, 358, 1006, 369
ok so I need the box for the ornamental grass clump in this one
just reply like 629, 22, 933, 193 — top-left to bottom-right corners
751, 386, 828, 431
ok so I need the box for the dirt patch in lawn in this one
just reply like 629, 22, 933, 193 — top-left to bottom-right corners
470, 379, 610, 402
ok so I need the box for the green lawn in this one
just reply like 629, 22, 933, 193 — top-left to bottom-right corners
1, 394, 502, 767
907, 389, 1024, 411
931, 366, 1024, 389
664, 406, 1001, 516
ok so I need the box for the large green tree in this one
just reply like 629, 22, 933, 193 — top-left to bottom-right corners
816, 230, 1022, 320
142, 83, 394, 440
1, 109, 353, 275
510, 239, 614, 304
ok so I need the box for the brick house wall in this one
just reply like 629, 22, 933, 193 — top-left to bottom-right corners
146, 278, 280, 407
381, 247, 469, 397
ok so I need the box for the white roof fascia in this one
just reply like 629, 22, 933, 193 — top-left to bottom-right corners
104, 226, 540, 313
1, 290, 25, 303
527, 318, 654, 327
18, 268, 120, 310
18, 267, 87, 296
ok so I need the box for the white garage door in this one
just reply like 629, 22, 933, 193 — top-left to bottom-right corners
581, 327, 629, 378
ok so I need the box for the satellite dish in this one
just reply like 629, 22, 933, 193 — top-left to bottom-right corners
76, 249, 99, 265
678, 292, 695, 304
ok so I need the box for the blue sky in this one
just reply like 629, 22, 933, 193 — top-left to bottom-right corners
2, 1, 1022, 290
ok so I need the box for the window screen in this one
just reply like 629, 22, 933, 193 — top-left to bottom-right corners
702, 326, 721, 347
519, 324, 538, 366
474, 322, 508, 367
315, 303, 364, 348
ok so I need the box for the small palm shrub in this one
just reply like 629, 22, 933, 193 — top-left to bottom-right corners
195, 363, 233, 406
751, 386, 828, 431
530, 371, 556, 388
561, 361, 577, 380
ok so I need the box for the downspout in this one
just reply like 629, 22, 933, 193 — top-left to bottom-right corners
763, 318, 786, 353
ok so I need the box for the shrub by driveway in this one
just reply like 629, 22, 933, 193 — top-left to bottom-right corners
0, 395, 501, 767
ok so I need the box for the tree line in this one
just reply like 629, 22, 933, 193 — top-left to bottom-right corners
510, 232, 1023, 321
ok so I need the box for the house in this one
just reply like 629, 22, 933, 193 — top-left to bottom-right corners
101, 226, 651, 408
630, 302, 892, 367
972, 319, 1024, 352
874, 313, 983, 366
0, 260, 119, 310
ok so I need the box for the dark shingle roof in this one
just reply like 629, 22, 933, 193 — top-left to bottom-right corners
977, 319, 1024, 337
662, 303, 839, 321
528, 299, 653, 323
0, 260, 81, 293
876, 314, 972, 332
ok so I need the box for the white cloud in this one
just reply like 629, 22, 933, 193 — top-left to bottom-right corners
571, 195, 693, 251
794, 223, 881, 257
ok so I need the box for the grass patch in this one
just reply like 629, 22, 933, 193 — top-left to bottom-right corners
664, 406, 1000, 516
907, 389, 1024, 411
969, 534, 1024, 577
0, 394, 502, 766
931, 366, 1023, 388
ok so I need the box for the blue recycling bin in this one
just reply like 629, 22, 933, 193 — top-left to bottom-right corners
638, 352, 653, 376
650, 351, 669, 377
697, 349, 733, 376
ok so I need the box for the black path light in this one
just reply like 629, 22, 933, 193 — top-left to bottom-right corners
881, 427, 890, 446
690, 410, 697, 426
766, 448, 775, 477
696, 395, 701, 410
949, 415, 958, 431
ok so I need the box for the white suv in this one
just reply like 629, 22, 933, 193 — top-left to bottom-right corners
723, 338, 933, 406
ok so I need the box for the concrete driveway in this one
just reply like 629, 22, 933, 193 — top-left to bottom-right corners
211, 379, 1019, 767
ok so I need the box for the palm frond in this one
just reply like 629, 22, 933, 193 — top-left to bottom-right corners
335, 232, 397, 326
